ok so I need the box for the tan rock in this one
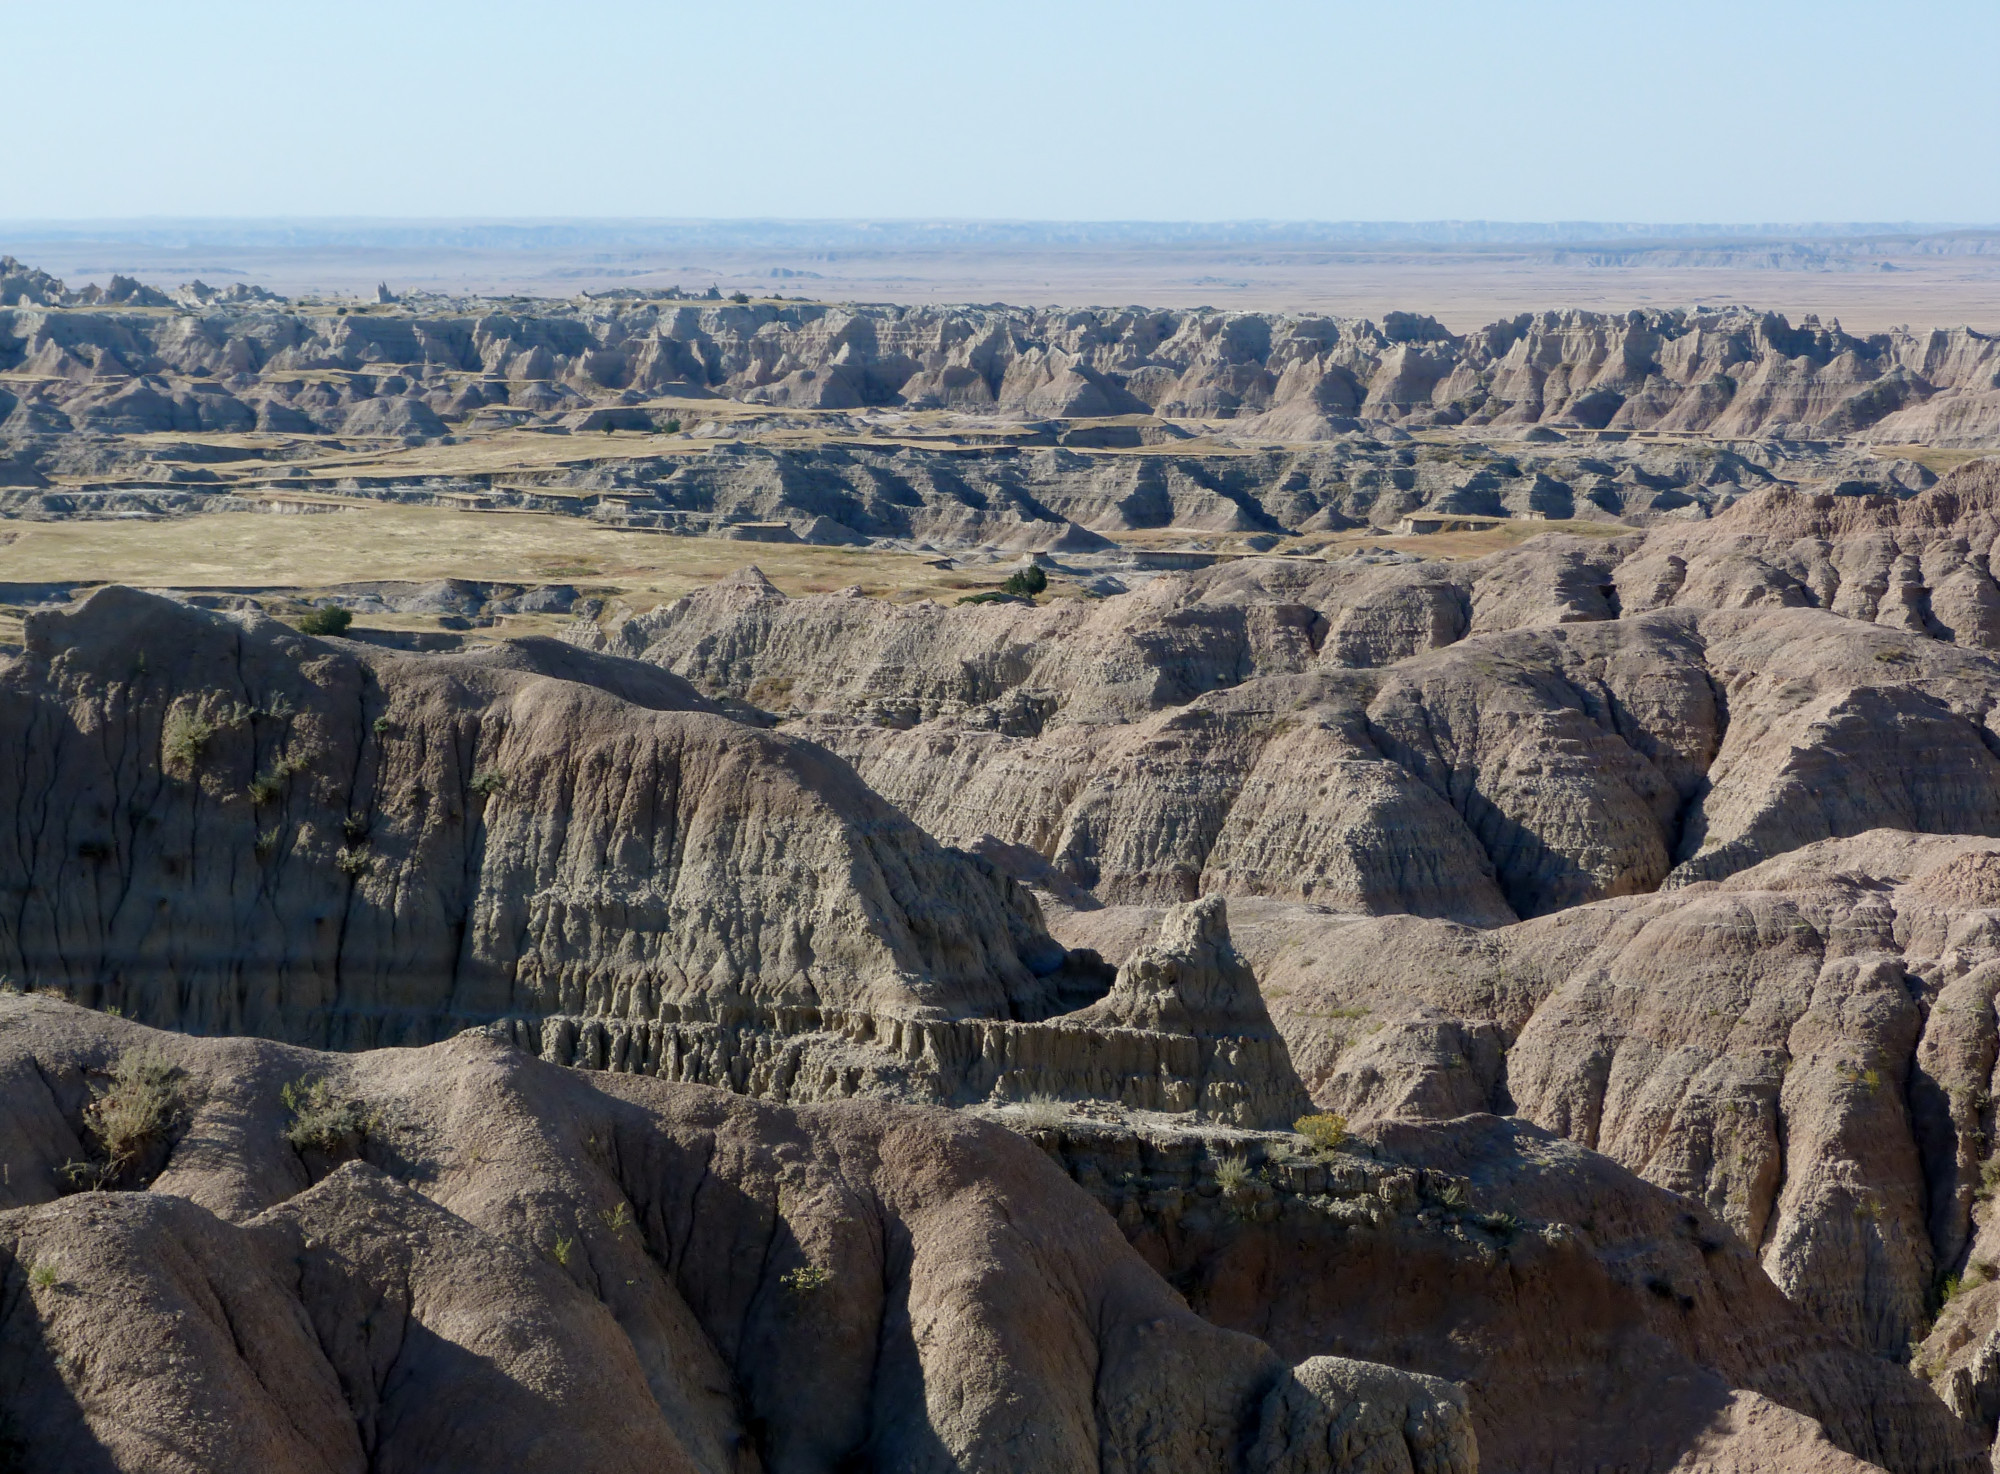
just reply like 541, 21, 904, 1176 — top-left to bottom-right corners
0, 995, 1459, 1474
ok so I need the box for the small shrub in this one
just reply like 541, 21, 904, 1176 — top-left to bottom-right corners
957, 590, 1021, 606
372, 715, 393, 736
28, 1261, 57, 1291
255, 825, 283, 857
281, 1076, 372, 1154
781, 1264, 832, 1297
469, 769, 506, 798
334, 847, 373, 877
161, 708, 216, 770
728, 291, 749, 304
296, 606, 353, 637
551, 1235, 576, 1268
1433, 1180, 1467, 1210
1000, 566, 1048, 598
83, 1048, 185, 1181
600, 1202, 634, 1234
1294, 1113, 1348, 1155
1012, 1094, 1070, 1132
1213, 1154, 1253, 1193
663, 418, 682, 434
248, 756, 300, 804
1976, 1159, 2000, 1203
1479, 1210, 1521, 1242
340, 814, 369, 843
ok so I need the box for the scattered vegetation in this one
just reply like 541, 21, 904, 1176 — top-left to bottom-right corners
955, 567, 1049, 605
280, 1076, 373, 1154
1000, 566, 1048, 598
1294, 1113, 1349, 1156
334, 847, 374, 878
161, 707, 216, 770
28, 1261, 57, 1291
340, 814, 370, 843
1011, 1094, 1070, 1132
372, 715, 394, 736
65, 1048, 186, 1190
469, 769, 507, 798
728, 291, 750, 304
248, 750, 306, 805
1212, 1154, 1253, 1193
551, 1235, 577, 1268
1836, 1060, 1884, 1093
780, 1264, 832, 1298
1976, 1159, 2000, 1203
600, 1202, 634, 1234
254, 825, 284, 857
296, 606, 353, 637
662, 418, 682, 434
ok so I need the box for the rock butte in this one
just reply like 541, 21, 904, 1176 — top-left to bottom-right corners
7, 269, 2000, 1470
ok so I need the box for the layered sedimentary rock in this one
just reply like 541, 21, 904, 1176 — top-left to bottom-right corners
530, 897, 1310, 1130
590, 464, 2000, 924
6, 999, 1979, 1473
0, 589, 1322, 1127
0, 586, 1068, 1042
1110, 833, 2000, 1373
1034, 1108, 1982, 1473
0, 995, 1472, 1474
4, 291, 1998, 444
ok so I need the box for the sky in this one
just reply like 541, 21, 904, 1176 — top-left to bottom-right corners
6, 0, 1998, 224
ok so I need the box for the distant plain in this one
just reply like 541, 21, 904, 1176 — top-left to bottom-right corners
6, 221, 2000, 333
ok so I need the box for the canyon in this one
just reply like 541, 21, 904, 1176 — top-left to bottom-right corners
8, 257, 2000, 1472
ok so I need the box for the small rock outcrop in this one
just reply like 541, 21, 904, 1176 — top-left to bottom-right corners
529, 896, 1310, 1129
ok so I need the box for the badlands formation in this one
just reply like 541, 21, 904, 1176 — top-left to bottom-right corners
7, 259, 2000, 1471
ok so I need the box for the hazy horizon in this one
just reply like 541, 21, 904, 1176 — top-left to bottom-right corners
9, 1, 1997, 223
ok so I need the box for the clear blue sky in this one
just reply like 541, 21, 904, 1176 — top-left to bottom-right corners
8, 0, 1997, 223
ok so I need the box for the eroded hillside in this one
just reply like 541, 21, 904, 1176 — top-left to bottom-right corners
10, 274, 2000, 1469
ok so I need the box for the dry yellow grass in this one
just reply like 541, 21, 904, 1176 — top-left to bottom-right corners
0, 504, 1013, 612
1870, 446, 1996, 478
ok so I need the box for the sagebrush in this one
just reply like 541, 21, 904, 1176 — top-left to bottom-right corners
72, 1047, 185, 1188
1294, 1112, 1348, 1155
281, 1076, 372, 1153
297, 606, 353, 636
1011, 1094, 1070, 1132
1213, 1154, 1253, 1193
161, 708, 215, 769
